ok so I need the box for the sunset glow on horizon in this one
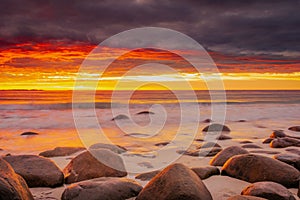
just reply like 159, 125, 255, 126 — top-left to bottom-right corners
1, 40, 299, 91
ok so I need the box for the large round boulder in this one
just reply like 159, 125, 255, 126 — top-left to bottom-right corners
270, 138, 300, 148
61, 177, 142, 200
136, 163, 212, 200
63, 150, 127, 184
210, 146, 249, 166
273, 153, 300, 170
221, 154, 300, 188
3, 155, 64, 187
241, 181, 296, 200
0, 158, 34, 200
39, 147, 86, 157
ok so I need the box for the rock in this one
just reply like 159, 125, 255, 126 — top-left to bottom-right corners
273, 153, 300, 170
124, 133, 149, 137
39, 147, 86, 157
63, 150, 127, 184
138, 162, 153, 168
227, 195, 266, 200
241, 181, 296, 200
177, 149, 200, 157
262, 138, 273, 144
135, 170, 161, 181
240, 140, 253, 144
0, 158, 34, 200
89, 143, 127, 154
20, 131, 38, 136
221, 154, 300, 188
289, 126, 300, 132
3, 155, 64, 188
250, 150, 280, 155
242, 144, 262, 149
136, 163, 213, 200
177, 147, 222, 157
217, 135, 232, 140
197, 142, 221, 149
270, 137, 300, 148
237, 120, 247, 122
191, 166, 220, 180
154, 142, 170, 147
286, 148, 300, 156
202, 123, 231, 132
210, 146, 249, 166
61, 177, 142, 200
270, 130, 286, 138
136, 111, 154, 115
111, 114, 129, 121
203, 118, 212, 123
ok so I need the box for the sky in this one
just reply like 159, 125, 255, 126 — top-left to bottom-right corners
0, 0, 300, 90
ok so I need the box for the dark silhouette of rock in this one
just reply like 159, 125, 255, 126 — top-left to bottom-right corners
197, 142, 221, 149
270, 137, 300, 148
217, 135, 232, 140
61, 177, 142, 200
202, 123, 231, 132
241, 181, 296, 200
191, 166, 220, 180
203, 118, 212, 123
240, 140, 253, 144
0, 158, 34, 200
242, 144, 262, 149
270, 130, 286, 138
136, 111, 155, 115
221, 154, 300, 188
39, 147, 86, 157
210, 146, 249, 166
135, 170, 161, 181
227, 195, 266, 200
111, 114, 129, 121
262, 138, 273, 144
273, 153, 300, 170
289, 126, 300, 132
154, 142, 170, 146
20, 131, 38, 136
63, 150, 127, 184
177, 147, 222, 157
89, 143, 127, 154
237, 120, 247, 122
136, 163, 213, 200
3, 155, 64, 188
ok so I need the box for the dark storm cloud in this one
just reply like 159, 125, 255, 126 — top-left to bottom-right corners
0, 0, 299, 57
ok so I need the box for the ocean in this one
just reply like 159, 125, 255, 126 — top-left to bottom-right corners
0, 90, 299, 156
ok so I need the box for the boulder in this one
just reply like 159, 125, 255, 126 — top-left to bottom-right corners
202, 123, 230, 132
289, 126, 300, 132
210, 146, 249, 166
0, 158, 34, 200
3, 155, 64, 187
250, 150, 280, 155
136, 111, 154, 115
270, 137, 300, 148
89, 143, 127, 154
270, 130, 286, 138
242, 144, 262, 149
197, 142, 221, 149
217, 135, 232, 140
136, 163, 212, 200
286, 148, 300, 156
154, 142, 170, 147
135, 170, 161, 181
241, 181, 296, 200
221, 154, 300, 188
63, 150, 127, 184
240, 140, 253, 144
227, 195, 266, 200
111, 114, 129, 121
203, 118, 212, 123
39, 147, 86, 157
191, 166, 220, 180
262, 138, 273, 144
61, 177, 142, 200
273, 153, 300, 170
20, 131, 38, 136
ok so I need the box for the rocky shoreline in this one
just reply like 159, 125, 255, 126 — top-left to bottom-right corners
1, 124, 300, 200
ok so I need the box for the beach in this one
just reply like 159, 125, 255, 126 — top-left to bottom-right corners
0, 90, 299, 199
